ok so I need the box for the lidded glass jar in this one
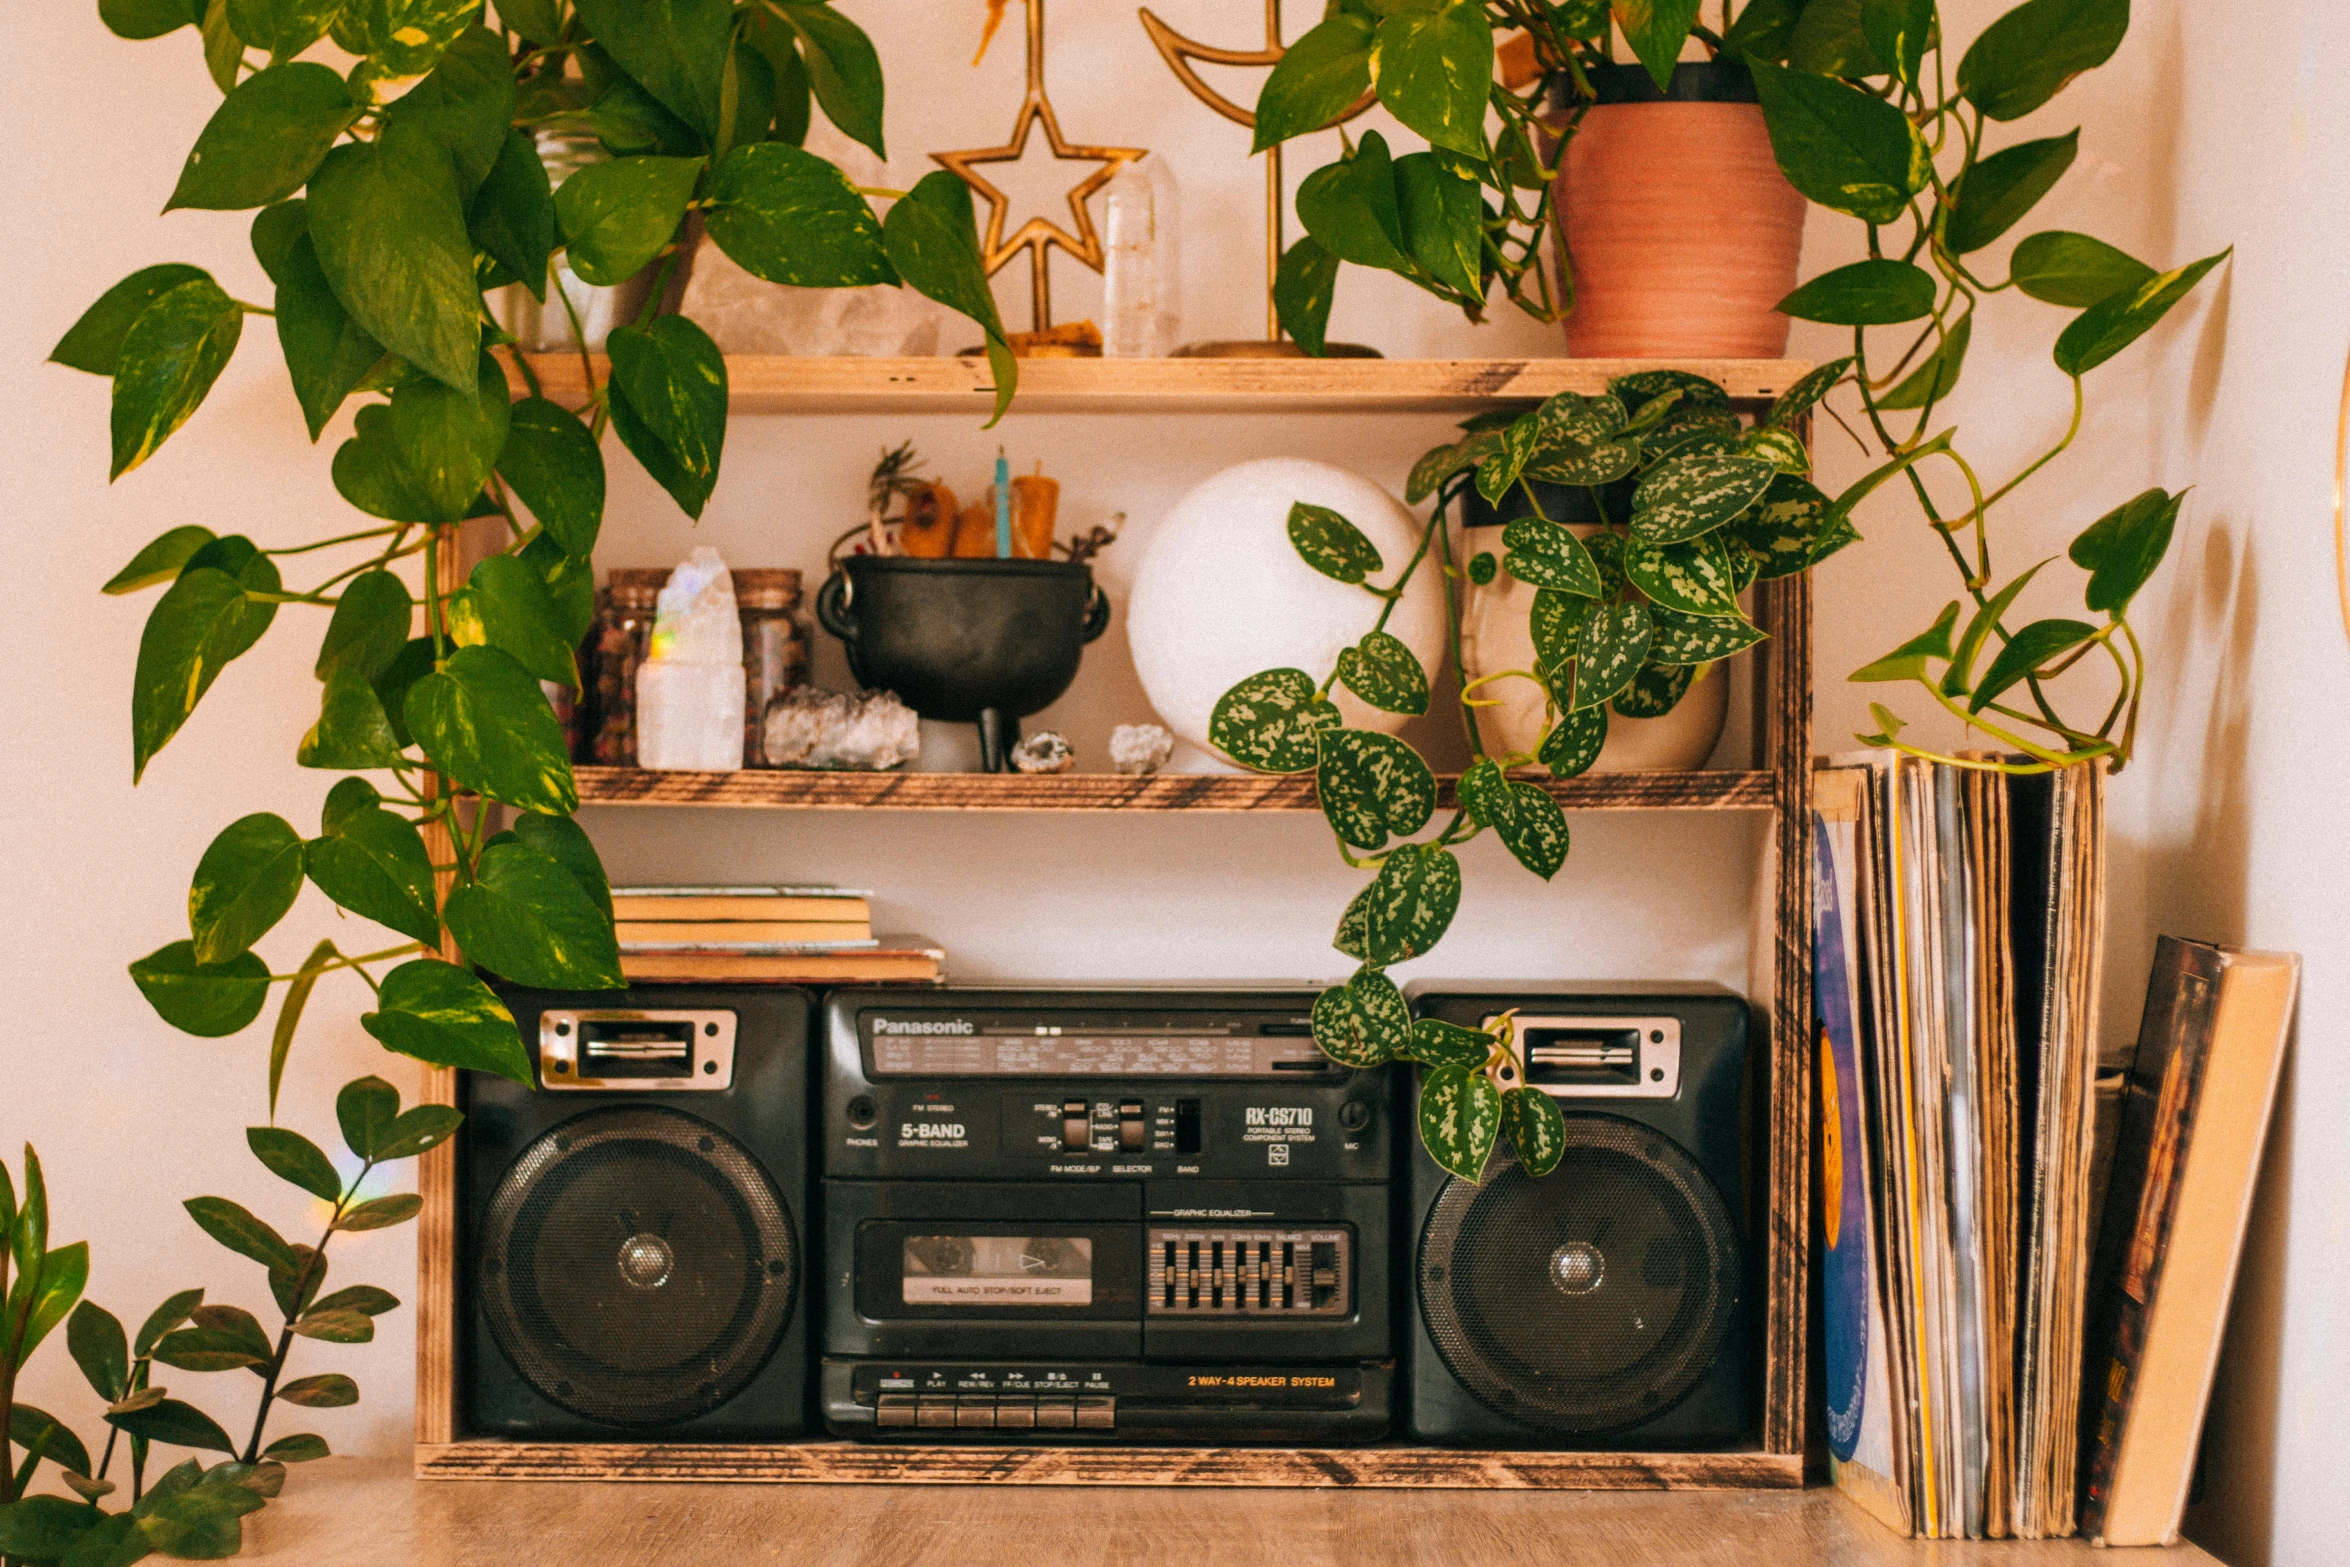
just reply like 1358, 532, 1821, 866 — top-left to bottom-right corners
500, 130, 657, 353
733, 568, 808, 766
586, 568, 668, 766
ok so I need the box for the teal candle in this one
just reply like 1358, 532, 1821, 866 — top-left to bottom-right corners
993, 448, 1012, 558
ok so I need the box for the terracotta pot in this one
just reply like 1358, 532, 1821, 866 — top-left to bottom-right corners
1551, 62, 1807, 359
1455, 482, 1730, 772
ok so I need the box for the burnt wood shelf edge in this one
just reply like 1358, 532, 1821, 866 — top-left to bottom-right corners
412, 1441, 1803, 1490
571, 766, 1778, 812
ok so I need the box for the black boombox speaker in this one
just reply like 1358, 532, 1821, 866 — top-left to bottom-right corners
457, 985, 813, 1441
1404, 985, 1754, 1448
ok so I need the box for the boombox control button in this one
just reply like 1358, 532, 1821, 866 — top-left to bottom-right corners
994, 1397, 1036, 1430
1061, 1099, 1092, 1152
956, 1396, 996, 1429
917, 1395, 958, 1429
1118, 1102, 1146, 1150
876, 1394, 918, 1428
1076, 1396, 1116, 1430
1035, 1396, 1078, 1429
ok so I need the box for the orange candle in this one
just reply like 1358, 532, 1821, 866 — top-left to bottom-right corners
1010, 472, 1058, 559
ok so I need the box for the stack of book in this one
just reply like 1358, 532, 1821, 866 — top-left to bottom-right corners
614, 885, 944, 985
1812, 754, 2296, 1546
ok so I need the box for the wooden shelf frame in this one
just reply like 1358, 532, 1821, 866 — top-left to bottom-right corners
516, 353, 1813, 416
413, 372, 1816, 1493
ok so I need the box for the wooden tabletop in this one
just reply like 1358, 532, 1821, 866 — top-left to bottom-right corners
235, 1457, 2214, 1565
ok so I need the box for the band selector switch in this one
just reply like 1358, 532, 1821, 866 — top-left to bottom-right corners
1060, 1099, 1091, 1152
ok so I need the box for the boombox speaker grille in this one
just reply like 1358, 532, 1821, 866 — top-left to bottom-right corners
479, 1106, 797, 1428
1419, 1113, 1739, 1437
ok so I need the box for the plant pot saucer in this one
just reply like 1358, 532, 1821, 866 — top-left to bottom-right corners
1170, 340, 1383, 358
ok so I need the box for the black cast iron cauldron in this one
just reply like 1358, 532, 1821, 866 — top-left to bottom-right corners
816, 556, 1110, 772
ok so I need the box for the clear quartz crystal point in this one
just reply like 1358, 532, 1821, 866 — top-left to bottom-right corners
1101, 157, 1182, 358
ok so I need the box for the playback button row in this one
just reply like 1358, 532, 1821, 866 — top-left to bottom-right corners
876, 1393, 1115, 1430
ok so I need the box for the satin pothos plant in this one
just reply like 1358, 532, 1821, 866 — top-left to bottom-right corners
60, 1, 1009, 1094
1210, 365, 1857, 1180
0, 1079, 447, 1564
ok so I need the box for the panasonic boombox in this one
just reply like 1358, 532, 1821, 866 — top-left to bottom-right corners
456, 983, 1754, 1450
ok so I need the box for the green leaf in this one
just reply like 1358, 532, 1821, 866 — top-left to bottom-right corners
2069, 487, 2182, 616
1286, 502, 1384, 584
109, 279, 243, 480
268, 939, 340, 1120
1970, 618, 2099, 712
379, 24, 513, 200
335, 1076, 400, 1160
1625, 532, 1744, 618
136, 1291, 207, 1358
251, 198, 307, 282
498, 398, 606, 557
1860, 0, 1934, 87
1309, 969, 1410, 1067
331, 353, 510, 523
1610, 369, 1729, 415
312, 1284, 398, 1318
275, 226, 387, 441
1402, 1017, 1492, 1069
1852, 599, 1961, 681
469, 555, 578, 688
103, 0, 203, 38
705, 140, 891, 288
111, 1399, 235, 1454
1417, 1063, 1501, 1180
13, 1242, 85, 1374
1524, 392, 1637, 485
1466, 551, 1497, 585
1210, 668, 1342, 773
606, 315, 728, 518
554, 154, 704, 286
1877, 312, 1972, 412
1957, 0, 2129, 122
1529, 585, 1595, 676
228, 0, 340, 60
361, 958, 533, 1083
10, 1404, 94, 1482
1721, 0, 1805, 60
372, 637, 437, 748
70, 1302, 131, 1403
880, 171, 1013, 420
2053, 249, 2231, 376
129, 567, 248, 778
1335, 630, 1429, 716
405, 645, 579, 814
1405, 430, 1496, 505
1764, 356, 1854, 428
1334, 842, 1460, 964
1393, 151, 1482, 299
1475, 413, 1539, 502
334, 1194, 424, 1232
1613, 659, 1694, 718
168, 62, 357, 211
1777, 258, 1938, 325
1943, 558, 2051, 694
505, 813, 613, 922
202, 0, 244, 92
155, 1303, 272, 1371
1786, 0, 1886, 75
1571, 598, 1653, 710
1499, 1085, 1567, 1176
183, 1196, 297, 1272
1615, 0, 1705, 90
0, 1495, 101, 1559
1371, 1, 1491, 157
1740, 426, 1810, 475
1273, 236, 1341, 358
275, 1373, 359, 1408
1630, 451, 1777, 545
1824, 428, 1954, 529
342, 0, 481, 79
574, 0, 730, 140
1459, 759, 1569, 878
306, 121, 480, 391
471, 129, 558, 299
1945, 131, 2078, 254
444, 838, 624, 988
1749, 60, 1930, 224
267, 1244, 325, 1321
51, 265, 212, 375
1501, 519, 1603, 596
189, 812, 304, 965
315, 571, 413, 681
298, 666, 407, 769
768, 0, 884, 156
246, 1127, 342, 1202
104, 526, 218, 595
1296, 131, 1409, 273
260, 1433, 331, 1463
1313, 728, 1436, 852
130, 943, 269, 1037
370, 1103, 464, 1161
1253, 12, 1375, 151
1647, 603, 1769, 664
2009, 230, 2155, 307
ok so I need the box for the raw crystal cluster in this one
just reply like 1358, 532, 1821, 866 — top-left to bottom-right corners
762, 688, 921, 771
1109, 723, 1174, 777
1009, 731, 1075, 774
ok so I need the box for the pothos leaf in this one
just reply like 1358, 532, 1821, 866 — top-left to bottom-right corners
1286, 502, 1384, 584
1403, 1017, 1494, 1069
1502, 519, 1603, 596
1210, 668, 1342, 774
1314, 728, 1436, 852
1529, 586, 1595, 676
1572, 599, 1653, 711
1499, 1085, 1567, 1176
1418, 1063, 1501, 1181
1333, 842, 1460, 964
1624, 532, 1745, 618
1309, 967, 1410, 1067
1458, 760, 1568, 879
1613, 660, 1695, 719
1629, 452, 1778, 546
1646, 605, 1769, 665
1764, 355, 1854, 427
1334, 630, 1429, 715
1538, 701, 1608, 778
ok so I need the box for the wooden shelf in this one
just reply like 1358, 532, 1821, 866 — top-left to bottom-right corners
572, 764, 1778, 813
516, 354, 1810, 416
416, 1439, 1800, 1490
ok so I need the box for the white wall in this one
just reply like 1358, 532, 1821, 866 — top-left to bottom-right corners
1, 4, 2341, 1560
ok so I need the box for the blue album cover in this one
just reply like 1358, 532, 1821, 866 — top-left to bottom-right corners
1814, 814, 1872, 1461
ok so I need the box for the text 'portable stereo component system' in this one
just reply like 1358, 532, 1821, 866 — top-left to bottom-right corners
1404, 985, 1756, 1449
818, 988, 1395, 1443
459, 986, 813, 1442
